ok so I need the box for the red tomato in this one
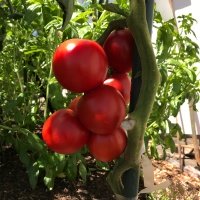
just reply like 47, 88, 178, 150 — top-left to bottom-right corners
42, 109, 89, 154
53, 39, 108, 93
103, 29, 134, 73
88, 127, 127, 162
68, 96, 81, 113
104, 73, 131, 104
77, 85, 126, 135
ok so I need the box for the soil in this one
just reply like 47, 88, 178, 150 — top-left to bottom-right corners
0, 147, 200, 200
152, 159, 200, 199
0, 147, 115, 200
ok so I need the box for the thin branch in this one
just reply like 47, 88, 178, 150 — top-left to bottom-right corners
97, 18, 127, 45
101, 3, 128, 17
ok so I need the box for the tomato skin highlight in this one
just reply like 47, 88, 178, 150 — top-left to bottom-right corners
104, 73, 131, 104
88, 127, 127, 162
103, 29, 134, 73
42, 109, 89, 154
77, 85, 126, 135
53, 39, 108, 93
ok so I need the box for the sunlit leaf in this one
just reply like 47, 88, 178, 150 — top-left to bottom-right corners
27, 162, 40, 189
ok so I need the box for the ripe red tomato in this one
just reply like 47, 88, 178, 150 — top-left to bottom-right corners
68, 96, 81, 113
42, 109, 89, 154
103, 29, 134, 73
77, 85, 126, 135
104, 73, 131, 104
53, 39, 108, 93
88, 127, 127, 162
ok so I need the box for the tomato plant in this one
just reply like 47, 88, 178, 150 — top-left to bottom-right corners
42, 109, 89, 154
104, 73, 131, 104
0, 0, 199, 194
53, 39, 108, 93
88, 127, 127, 162
103, 29, 135, 73
77, 85, 126, 135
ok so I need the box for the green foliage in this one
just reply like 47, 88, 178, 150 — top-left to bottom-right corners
145, 12, 200, 159
0, 0, 92, 190
0, 0, 126, 190
0, 0, 199, 190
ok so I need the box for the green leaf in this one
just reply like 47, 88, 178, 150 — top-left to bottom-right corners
101, 3, 128, 17
24, 9, 39, 24
72, 9, 93, 23
167, 58, 183, 67
79, 162, 87, 183
181, 66, 196, 82
156, 25, 174, 55
44, 168, 55, 190
168, 121, 183, 137
27, 0, 44, 4
116, 0, 129, 10
41, 5, 54, 25
19, 150, 31, 168
56, 0, 74, 30
171, 96, 183, 117
44, 18, 62, 30
27, 162, 40, 189
49, 83, 66, 109
24, 48, 46, 55
159, 68, 168, 85
172, 79, 181, 94
150, 145, 159, 159
54, 153, 66, 173
96, 161, 110, 171
165, 136, 176, 153
65, 154, 77, 181
27, 133, 45, 152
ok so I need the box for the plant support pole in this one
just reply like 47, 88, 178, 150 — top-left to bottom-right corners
107, 0, 160, 199
189, 100, 200, 166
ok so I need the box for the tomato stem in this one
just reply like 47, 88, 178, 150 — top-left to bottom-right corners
97, 18, 127, 45
44, 63, 53, 119
107, 0, 160, 198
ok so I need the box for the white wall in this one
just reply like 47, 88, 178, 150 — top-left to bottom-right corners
173, 0, 200, 47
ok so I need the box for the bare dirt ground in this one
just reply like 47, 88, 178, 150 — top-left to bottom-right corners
152, 159, 200, 199
0, 147, 200, 200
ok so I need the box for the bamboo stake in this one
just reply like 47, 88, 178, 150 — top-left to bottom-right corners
189, 100, 200, 166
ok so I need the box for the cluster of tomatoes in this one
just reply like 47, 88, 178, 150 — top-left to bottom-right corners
42, 29, 134, 162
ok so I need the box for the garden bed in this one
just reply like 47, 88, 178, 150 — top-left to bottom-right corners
0, 147, 200, 200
